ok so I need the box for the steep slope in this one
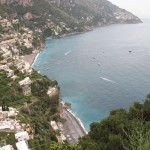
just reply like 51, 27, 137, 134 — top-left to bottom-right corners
0, 0, 142, 37
47, 0, 141, 25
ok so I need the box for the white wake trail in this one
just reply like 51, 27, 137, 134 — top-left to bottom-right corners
100, 77, 119, 85
64, 50, 72, 56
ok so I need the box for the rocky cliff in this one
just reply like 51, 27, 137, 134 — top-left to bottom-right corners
0, 0, 142, 37
46, 0, 141, 24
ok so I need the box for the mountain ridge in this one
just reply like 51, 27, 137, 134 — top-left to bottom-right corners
0, 0, 142, 37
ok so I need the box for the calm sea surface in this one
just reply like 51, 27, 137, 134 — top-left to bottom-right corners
33, 19, 150, 130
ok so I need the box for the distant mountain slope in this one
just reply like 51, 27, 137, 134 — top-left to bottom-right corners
0, 0, 142, 37
47, 0, 141, 24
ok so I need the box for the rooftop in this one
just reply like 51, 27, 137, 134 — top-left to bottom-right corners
0, 145, 14, 150
19, 77, 31, 86
16, 141, 29, 150
15, 131, 29, 140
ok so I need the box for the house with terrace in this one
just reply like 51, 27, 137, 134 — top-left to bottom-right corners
19, 77, 32, 96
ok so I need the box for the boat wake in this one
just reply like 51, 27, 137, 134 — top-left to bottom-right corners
64, 50, 72, 56
100, 77, 119, 85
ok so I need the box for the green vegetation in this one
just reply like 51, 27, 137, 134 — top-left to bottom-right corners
0, 70, 61, 144
0, 70, 13, 109
28, 141, 82, 150
0, 4, 14, 17
79, 100, 150, 150
0, 0, 144, 149
18, 45, 33, 55
19, 74, 60, 142
0, 132, 15, 147
26, 98, 150, 150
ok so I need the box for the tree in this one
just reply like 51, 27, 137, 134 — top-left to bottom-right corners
122, 120, 150, 150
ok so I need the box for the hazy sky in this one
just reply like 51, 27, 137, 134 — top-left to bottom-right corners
108, 0, 150, 18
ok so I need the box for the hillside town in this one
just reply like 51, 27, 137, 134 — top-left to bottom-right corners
0, 105, 67, 149
0, 106, 31, 150
0, 16, 67, 149
0, 16, 34, 149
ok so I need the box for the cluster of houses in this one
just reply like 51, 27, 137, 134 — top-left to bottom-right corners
0, 107, 31, 150
0, 18, 12, 28
0, 44, 33, 97
0, 131, 30, 150
0, 17, 33, 78
0, 16, 67, 149
50, 121, 66, 143
0, 16, 35, 96
0, 17, 36, 149
0, 107, 20, 132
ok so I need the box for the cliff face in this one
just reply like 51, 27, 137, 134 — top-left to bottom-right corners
0, 0, 142, 37
45, 0, 142, 24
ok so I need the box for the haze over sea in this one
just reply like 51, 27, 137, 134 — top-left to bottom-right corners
33, 19, 150, 130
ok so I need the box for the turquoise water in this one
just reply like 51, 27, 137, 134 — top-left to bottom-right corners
33, 19, 150, 130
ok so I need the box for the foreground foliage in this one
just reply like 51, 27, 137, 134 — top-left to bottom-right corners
79, 100, 150, 150
0, 70, 60, 146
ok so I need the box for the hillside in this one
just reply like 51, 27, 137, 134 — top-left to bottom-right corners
0, 0, 147, 149
0, 0, 142, 37
79, 100, 150, 150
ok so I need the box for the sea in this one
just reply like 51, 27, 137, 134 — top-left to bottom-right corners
33, 19, 150, 130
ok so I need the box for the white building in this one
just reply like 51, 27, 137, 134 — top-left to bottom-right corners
16, 141, 29, 150
2, 51, 12, 60
7, 70, 14, 77
0, 145, 14, 150
0, 107, 18, 117
47, 86, 57, 97
50, 121, 59, 131
19, 77, 31, 86
0, 64, 9, 70
15, 131, 29, 142
23, 62, 32, 74
12, 19, 19, 24
0, 120, 14, 131
19, 77, 32, 96
8, 107, 18, 117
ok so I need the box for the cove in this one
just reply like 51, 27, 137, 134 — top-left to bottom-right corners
33, 20, 150, 130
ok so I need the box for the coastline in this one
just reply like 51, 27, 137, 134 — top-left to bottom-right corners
22, 20, 143, 141
31, 52, 40, 67
22, 31, 88, 66
23, 50, 40, 66
23, 40, 88, 141
21, 22, 131, 67
67, 109, 88, 135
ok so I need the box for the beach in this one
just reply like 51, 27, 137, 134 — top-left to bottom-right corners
22, 50, 40, 66
62, 108, 87, 144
